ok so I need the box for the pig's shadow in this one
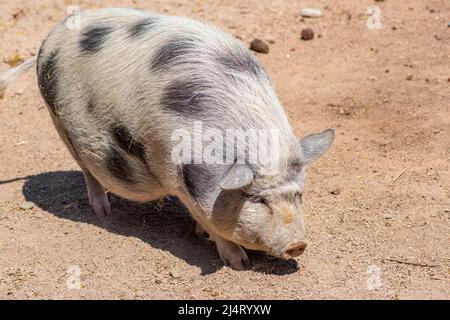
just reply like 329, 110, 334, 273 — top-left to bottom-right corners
21, 170, 299, 275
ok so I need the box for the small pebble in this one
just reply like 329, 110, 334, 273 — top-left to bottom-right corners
19, 201, 35, 210
300, 8, 323, 18
301, 28, 315, 40
250, 39, 269, 54
448, 22, 450, 27
339, 107, 351, 116
330, 188, 341, 196
383, 213, 394, 220
406, 74, 413, 81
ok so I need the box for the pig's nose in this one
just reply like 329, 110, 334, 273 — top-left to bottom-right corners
285, 241, 307, 258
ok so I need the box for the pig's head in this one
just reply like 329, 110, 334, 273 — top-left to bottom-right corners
213, 129, 335, 259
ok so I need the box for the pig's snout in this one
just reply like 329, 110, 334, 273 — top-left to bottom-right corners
283, 241, 307, 259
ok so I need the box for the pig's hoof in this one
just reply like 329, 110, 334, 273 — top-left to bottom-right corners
195, 223, 208, 239
216, 239, 252, 271
90, 193, 111, 217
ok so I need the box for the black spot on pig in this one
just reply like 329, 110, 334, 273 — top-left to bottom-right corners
181, 164, 214, 199
86, 97, 96, 113
182, 164, 239, 207
112, 124, 146, 163
106, 147, 134, 183
80, 26, 113, 54
290, 160, 302, 171
160, 78, 213, 114
150, 38, 198, 72
219, 51, 264, 78
128, 17, 159, 38
37, 49, 59, 114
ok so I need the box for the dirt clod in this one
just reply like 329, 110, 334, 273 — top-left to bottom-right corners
301, 28, 315, 41
249, 39, 269, 53
4, 53, 24, 67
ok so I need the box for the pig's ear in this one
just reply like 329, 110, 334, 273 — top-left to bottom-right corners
220, 163, 254, 190
299, 129, 335, 164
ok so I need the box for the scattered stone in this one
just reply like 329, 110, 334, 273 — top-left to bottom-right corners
383, 213, 394, 220
300, 8, 323, 18
249, 39, 269, 54
12, 9, 25, 21
19, 201, 35, 210
338, 107, 351, 116
406, 74, 413, 81
448, 22, 450, 27
4, 53, 24, 67
330, 188, 341, 196
301, 28, 315, 40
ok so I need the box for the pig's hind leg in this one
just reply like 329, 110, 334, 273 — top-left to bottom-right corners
46, 109, 111, 217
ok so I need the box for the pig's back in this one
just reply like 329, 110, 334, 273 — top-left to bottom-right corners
36, 8, 289, 199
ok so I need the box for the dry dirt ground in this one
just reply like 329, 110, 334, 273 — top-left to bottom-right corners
0, 0, 449, 299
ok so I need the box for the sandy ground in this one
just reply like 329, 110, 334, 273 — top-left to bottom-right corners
0, 0, 449, 300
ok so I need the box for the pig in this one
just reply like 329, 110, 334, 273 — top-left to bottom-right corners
0, 8, 334, 270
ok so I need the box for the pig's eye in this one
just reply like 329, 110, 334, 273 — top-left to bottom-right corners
295, 192, 303, 204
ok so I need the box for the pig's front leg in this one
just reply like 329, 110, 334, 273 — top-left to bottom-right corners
83, 171, 111, 217
213, 236, 251, 271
